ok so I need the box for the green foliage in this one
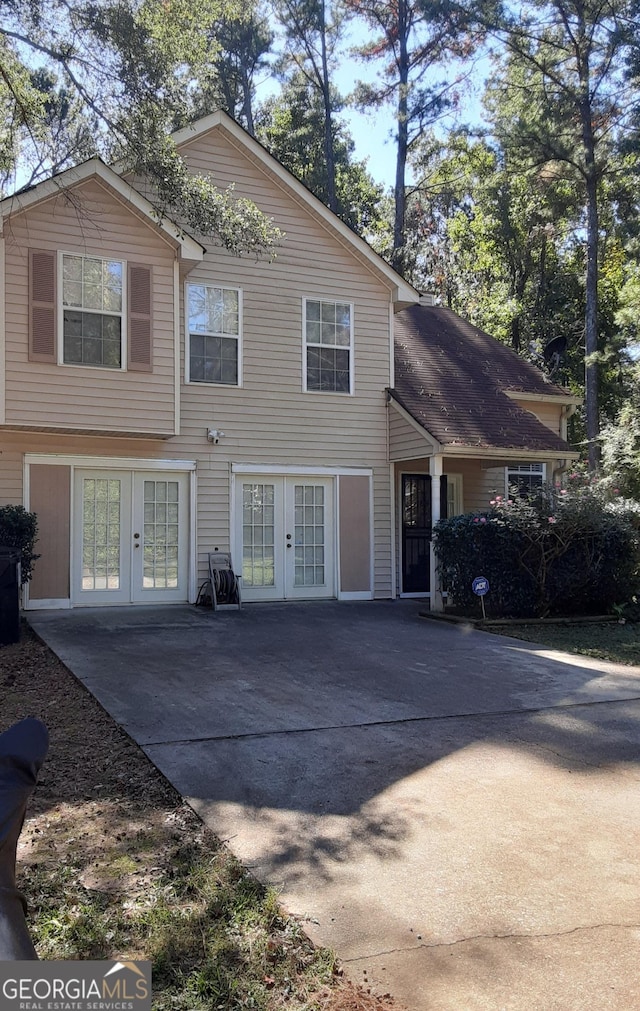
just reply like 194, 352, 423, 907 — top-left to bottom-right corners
434, 479, 640, 617
186, 1, 273, 135
0, 0, 282, 256
256, 73, 384, 234
601, 364, 640, 499
0, 505, 39, 584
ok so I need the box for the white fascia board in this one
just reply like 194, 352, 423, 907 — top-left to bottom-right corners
172, 112, 419, 308
443, 445, 581, 462
504, 389, 583, 406
231, 463, 373, 476
0, 160, 204, 263
24, 453, 197, 470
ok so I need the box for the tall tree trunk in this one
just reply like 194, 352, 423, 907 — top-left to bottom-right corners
241, 67, 255, 137
584, 168, 600, 470
392, 0, 409, 273
319, 0, 337, 213
577, 24, 600, 470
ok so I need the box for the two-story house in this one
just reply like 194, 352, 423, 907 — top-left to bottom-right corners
0, 111, 579, 610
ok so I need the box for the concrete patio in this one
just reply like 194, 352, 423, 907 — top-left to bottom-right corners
28, 600, 640, 1010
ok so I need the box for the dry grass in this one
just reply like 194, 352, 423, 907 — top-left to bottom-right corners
1, 624, 402, 1011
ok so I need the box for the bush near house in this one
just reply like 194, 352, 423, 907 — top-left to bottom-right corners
0, 504, 39, 584
433, 476, 640, 618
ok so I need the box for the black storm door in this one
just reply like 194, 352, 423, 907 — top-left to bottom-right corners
401, 474, 448, 593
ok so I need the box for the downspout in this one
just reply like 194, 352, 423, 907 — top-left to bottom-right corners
553, 403, 578, 485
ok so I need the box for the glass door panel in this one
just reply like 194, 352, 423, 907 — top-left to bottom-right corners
73, 470, 131, 604
286, 478, 334, 599
132, 473, 188, 602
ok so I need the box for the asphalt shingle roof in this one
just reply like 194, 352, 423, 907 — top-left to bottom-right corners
392, 304, 575, 454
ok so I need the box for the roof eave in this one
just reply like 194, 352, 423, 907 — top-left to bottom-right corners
0, 159, 204, 263
442, 444, 580, 461
504, 389, 583, 406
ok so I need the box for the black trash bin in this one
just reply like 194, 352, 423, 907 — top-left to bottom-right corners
0, 548, 20, 645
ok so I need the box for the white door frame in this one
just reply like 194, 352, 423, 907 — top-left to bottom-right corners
23, 454, 197, 609
233, 474, 337, 601
231, 464, 375, 603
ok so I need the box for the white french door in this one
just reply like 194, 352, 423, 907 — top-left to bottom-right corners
236, 477, 335, 602
73, 470, 189, 604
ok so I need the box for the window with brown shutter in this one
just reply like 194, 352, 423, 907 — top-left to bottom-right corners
128, 264, 153, 372
29, 249, 57, 362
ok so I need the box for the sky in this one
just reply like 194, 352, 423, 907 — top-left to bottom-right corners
254, 21, 490, 190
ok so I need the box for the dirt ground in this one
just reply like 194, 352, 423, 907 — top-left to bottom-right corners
1, 623, 403, 1011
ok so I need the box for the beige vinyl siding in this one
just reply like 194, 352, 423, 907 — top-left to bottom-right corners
172, 128, 396, 597
1, 448, 24, 503
388, 403, 434, 461
442, 459, 502, 513
4, 178, 177, 437
517, 400, 564, 438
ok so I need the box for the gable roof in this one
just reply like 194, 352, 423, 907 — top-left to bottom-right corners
0, 159, 205, 263
171, 110, 419, 309
391, 304, 579, 456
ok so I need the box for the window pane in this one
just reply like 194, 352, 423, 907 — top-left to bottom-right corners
320, 302, 336, 324
336, 303, 351, 326
103, 285, 122, 312
306, 300, 320, 322
335, 322, 351, 346
63, 280, 82, 306
63, 311, 121, 368
321, 321, 336, 343
83, 257, 102, 284
189, 326, 238, 385
63, 255, 82, 282
83, 282, 102, 310
188, 286, 206, 331
306, 320, 321, 343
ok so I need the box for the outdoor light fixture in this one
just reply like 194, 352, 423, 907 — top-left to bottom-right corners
206, 428, 225, 444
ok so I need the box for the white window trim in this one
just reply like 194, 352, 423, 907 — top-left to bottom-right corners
505, 462, 546, 496
57, 250, 127, 371
302, 296, 354, 396
447, 473, 464, 516
185, 282, 243, 388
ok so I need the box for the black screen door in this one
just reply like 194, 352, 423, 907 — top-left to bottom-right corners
401, 474, 448, 594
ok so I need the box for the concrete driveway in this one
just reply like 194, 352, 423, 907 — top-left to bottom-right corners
29, 601, 640, 1010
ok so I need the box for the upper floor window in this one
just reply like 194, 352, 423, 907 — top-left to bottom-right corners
506, 463, 545, 496
187, 283, 240, 386
304, 299, 353, 394
61, 255, 124, 369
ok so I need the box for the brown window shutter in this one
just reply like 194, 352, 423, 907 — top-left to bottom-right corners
128, 263, 153, 372
29, 249, 56, 363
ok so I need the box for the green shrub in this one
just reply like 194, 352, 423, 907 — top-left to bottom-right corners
0, 505, 39, 584
433, 478, 640, 618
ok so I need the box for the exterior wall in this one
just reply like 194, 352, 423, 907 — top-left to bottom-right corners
442, 458, 503, 513
170, 128, 396, 598
338, 475, 371, 593
29, 465, 70, 600
3, 177, 178, 437
388, 404, 434, 461
514, 399, 564, 438
1, 126, 402, 603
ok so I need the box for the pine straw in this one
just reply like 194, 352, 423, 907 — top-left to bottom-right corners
1, 624, 403, 1011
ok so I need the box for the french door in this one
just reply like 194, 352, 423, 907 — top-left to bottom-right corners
73, 470, 189, 604
236, 477, 335, 601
